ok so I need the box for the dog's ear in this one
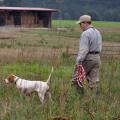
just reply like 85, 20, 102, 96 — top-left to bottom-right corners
7, 74, 16, 83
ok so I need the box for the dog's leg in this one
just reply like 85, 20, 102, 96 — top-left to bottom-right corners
38, 92, 45, 104
46, 90, 52, 102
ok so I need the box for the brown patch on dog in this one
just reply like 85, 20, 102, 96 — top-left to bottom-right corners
53, 116, 70, 120
7, 74, 16, 83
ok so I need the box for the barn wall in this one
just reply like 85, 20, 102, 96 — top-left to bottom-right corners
0, 11, 21, 26
6, 12, 14, 25
0, 11, 6, 26
21, 11, 35, 27
37, 11, 52, 28
0, 10, 53, 28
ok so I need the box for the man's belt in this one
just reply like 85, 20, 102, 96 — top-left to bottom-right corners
89, 51, 100, 54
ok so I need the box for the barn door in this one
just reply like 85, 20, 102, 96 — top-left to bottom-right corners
13, 12, 21, 26
0, 13, 5, 26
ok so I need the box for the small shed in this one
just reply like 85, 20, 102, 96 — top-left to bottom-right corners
0, 7, 58, 28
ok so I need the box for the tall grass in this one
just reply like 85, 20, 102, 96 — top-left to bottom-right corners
0, 58, 120, 120
0, 22, 120, 119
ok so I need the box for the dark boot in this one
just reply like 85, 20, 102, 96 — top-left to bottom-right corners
90, 87, 100, 96
96, 87, 100, 96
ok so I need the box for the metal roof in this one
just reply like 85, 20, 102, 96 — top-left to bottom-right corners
0, 6, 58, 12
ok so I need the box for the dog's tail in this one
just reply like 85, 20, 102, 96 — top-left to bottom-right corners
46, 66, 54, 84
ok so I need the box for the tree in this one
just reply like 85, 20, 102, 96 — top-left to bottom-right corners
1, 0, 120, 21
3, 0, 23, 6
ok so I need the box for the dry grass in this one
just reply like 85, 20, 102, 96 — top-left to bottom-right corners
0, 27, 120, 62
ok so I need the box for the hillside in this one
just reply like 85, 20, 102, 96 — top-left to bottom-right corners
1, 0, 120, 21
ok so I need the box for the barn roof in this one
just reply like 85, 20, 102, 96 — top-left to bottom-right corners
0, 6, 58, 12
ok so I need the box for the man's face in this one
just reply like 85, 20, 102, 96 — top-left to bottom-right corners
79, 22, 87, 31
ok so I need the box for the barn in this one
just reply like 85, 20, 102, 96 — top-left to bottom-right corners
0, 7, 58, 28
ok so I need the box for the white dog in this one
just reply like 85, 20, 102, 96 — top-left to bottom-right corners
5, 67, 54, 103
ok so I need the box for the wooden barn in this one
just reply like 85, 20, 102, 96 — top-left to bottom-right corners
0, 7, 58, 28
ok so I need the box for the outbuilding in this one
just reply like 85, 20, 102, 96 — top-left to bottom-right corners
0, 7, 58, 28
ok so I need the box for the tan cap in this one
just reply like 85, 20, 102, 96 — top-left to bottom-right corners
76, 15, 91, 24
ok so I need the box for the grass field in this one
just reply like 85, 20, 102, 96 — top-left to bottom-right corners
53, 20, 120, 28
0, 20, 120, 120
0, 60, 120, 120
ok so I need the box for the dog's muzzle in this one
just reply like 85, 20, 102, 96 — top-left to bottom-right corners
5, 79, 9, 83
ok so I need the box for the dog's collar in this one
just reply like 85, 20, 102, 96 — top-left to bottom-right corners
15, 77, 20, 84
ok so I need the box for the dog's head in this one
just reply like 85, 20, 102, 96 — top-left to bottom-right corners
5, 74, 16, 84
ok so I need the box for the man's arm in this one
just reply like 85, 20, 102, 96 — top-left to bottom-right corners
76, 32, 89, 64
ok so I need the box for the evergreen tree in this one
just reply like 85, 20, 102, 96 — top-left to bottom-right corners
1, 0, 120, 21
3, 0, 23, 7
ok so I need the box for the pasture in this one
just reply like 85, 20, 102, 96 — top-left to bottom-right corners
0, 20, 120, 120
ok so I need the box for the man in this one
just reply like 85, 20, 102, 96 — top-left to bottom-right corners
76, 15, 102, 95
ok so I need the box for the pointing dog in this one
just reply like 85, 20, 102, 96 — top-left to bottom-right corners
5, 67, 54, 103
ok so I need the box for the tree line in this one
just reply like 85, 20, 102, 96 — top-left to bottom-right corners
0, 0, 120, 21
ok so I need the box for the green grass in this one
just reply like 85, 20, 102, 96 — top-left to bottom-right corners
102, 32, 120, 42
0, 60, 120, 120
52, 20, 77, 28
93, 21, 120, 28
0, 20, 120, 119
53, 20, 120, 28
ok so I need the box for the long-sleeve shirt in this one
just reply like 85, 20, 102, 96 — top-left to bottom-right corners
76, 26, 102, 63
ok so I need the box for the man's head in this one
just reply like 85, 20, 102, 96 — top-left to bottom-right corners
76, 15, 92, 31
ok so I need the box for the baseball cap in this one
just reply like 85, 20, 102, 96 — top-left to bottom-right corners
76, 15, 91, 24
